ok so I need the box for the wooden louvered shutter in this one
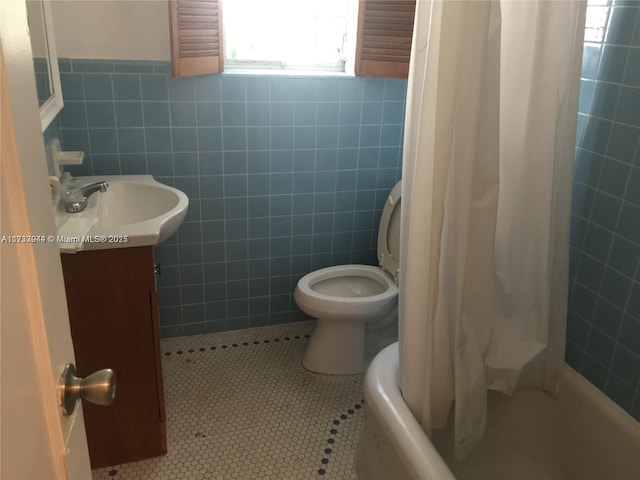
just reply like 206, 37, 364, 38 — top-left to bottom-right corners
169, 0, 224, 77
355, 0, 416, 78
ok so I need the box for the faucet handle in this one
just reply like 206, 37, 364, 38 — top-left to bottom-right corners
63, 185, 87, 213
63, 185, 82, 204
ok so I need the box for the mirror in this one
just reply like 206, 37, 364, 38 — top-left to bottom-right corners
26, 0, 63, 131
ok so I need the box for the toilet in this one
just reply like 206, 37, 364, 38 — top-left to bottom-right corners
294, 181, 402, 374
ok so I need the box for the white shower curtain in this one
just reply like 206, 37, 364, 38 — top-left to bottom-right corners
399, 0, 586, 459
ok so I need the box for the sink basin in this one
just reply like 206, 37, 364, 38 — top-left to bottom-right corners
56, 175, 188, 252
96, 182, 182, 229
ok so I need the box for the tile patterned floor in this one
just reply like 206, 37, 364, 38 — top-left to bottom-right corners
92, 322, 365, 480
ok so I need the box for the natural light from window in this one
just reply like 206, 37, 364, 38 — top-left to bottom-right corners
223, 0, 354, 72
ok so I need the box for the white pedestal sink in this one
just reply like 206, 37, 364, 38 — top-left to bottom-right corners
55, 175, 189, 253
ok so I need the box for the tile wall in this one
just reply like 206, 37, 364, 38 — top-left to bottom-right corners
567, 1, 640, 419
55, 59, 406, 337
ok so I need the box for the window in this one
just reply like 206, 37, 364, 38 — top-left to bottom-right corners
169, 0, 415, 79
224, 0, 355, 73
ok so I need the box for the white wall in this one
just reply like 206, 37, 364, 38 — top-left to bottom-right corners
51, 1, 170, 61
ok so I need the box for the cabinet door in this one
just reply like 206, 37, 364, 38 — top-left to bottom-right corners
61, 247, 166, 468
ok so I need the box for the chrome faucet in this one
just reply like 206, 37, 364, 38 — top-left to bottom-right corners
64, 181, 109, 213
81, 181, 109, 199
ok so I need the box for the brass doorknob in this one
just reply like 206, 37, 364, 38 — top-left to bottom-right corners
59, 363, 116, 416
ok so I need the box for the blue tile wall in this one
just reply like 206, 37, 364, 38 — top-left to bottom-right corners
56, 59, 406, 338
568, 2, 640, 420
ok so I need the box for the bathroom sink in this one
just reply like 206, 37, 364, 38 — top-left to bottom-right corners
56, 175, 188, 252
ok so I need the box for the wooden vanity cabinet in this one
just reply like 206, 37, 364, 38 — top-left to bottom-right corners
61, 246, 166, 468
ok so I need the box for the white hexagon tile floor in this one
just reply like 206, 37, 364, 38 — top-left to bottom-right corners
92, 321, 365, 480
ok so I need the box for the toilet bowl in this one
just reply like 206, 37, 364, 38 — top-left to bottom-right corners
294, 181, 402, 374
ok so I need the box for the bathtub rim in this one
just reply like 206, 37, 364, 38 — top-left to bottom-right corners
359, 341, 640, 480
360, 342, 456, 480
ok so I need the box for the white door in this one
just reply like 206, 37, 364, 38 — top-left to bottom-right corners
1, 1, 92, 478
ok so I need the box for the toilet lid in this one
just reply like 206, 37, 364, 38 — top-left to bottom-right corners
377, 181, 402, 284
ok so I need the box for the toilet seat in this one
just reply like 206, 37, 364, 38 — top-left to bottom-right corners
377, 182, 402, 284
295, 265, 398, 320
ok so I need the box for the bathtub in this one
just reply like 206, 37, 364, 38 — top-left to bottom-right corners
356, 343, 640, 480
